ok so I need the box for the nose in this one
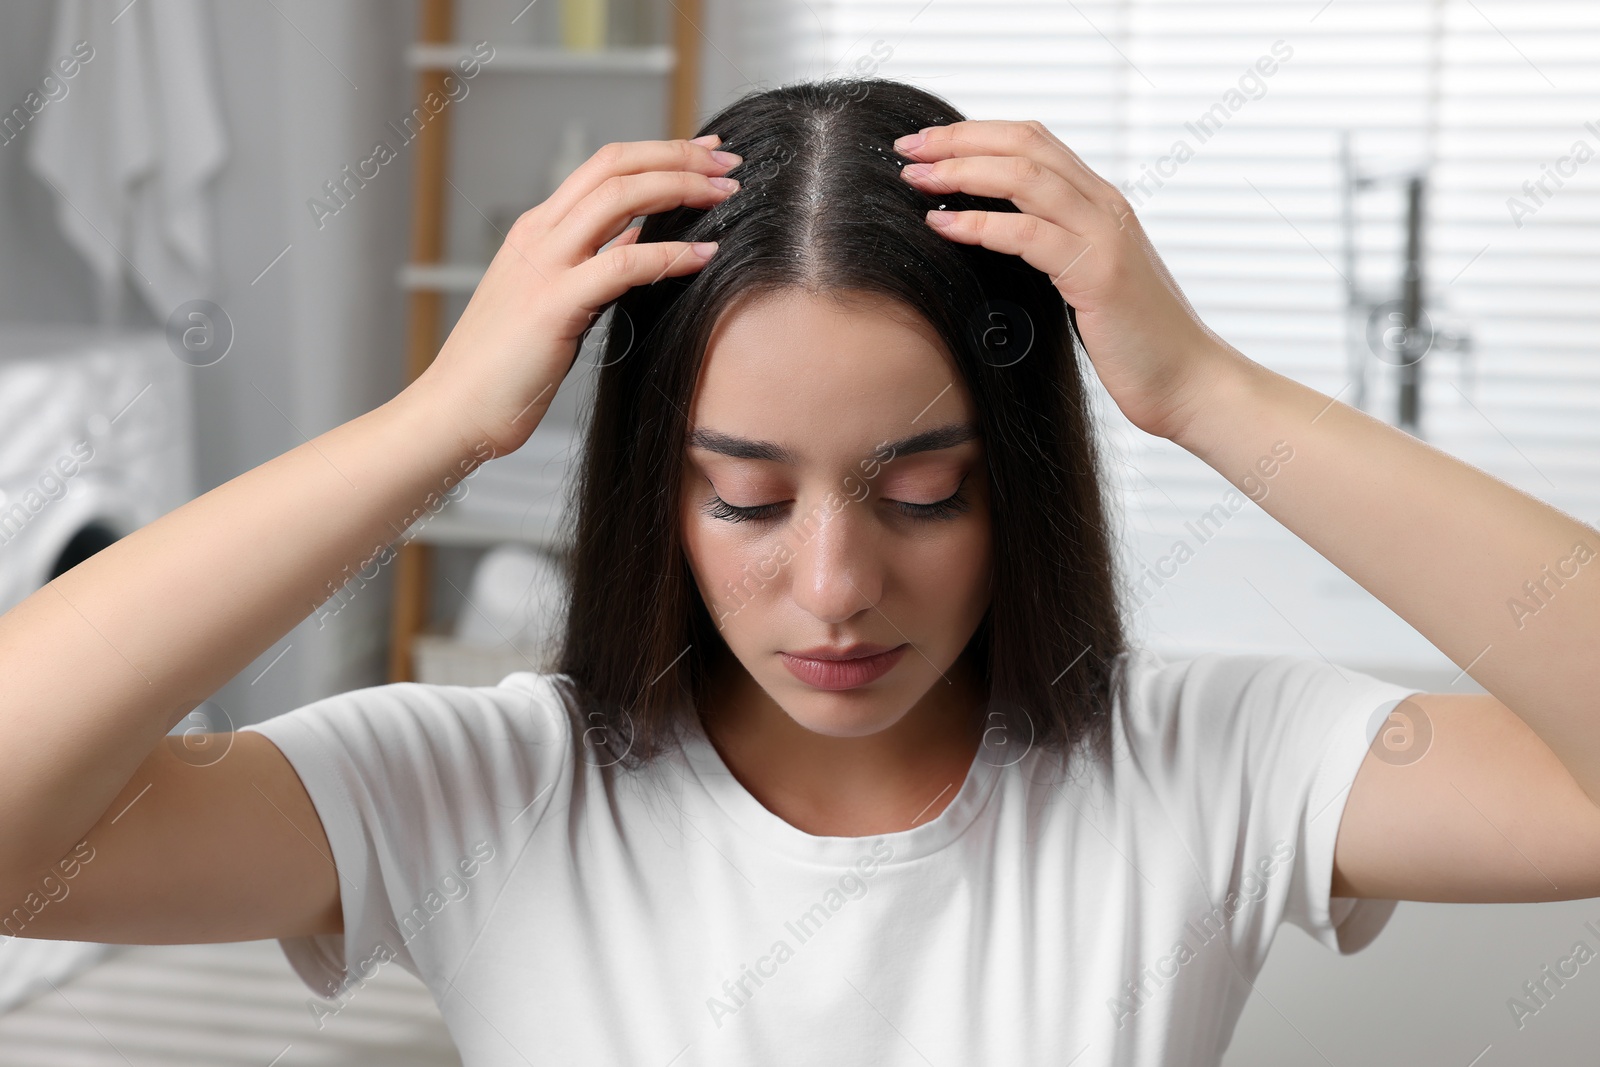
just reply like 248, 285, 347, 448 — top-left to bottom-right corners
787, 492, 883, 625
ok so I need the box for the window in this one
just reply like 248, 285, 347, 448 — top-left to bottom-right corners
725, 0, 1600, 671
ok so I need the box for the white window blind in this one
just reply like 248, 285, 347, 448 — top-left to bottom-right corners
728, 0, 1600, 667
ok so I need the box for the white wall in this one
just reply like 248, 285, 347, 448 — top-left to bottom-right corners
0, 0, 417, 725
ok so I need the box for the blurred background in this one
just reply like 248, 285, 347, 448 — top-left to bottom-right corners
0, 0, 1597, 1063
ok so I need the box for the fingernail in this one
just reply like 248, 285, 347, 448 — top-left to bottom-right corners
902, 163, 932, 180
710, 150, 742, 166
692, 241, 719, 257
927, 210, 955, 226
710, 176, 739, 191
894, 132, 925, 153
691, 133, 721, 146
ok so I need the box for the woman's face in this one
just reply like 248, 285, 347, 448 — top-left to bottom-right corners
680, 288, 993, 739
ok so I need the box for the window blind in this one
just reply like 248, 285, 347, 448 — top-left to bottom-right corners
723, 0, 1599, 666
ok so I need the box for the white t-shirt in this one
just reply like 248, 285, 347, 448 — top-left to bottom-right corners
242, 649, 1419, 1066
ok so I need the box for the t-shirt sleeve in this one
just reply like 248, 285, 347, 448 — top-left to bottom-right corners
238, 671, 573, 1003
1118, 650, 1423, 971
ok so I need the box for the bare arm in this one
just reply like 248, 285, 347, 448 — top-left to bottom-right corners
0, 385, 487, 910
10, 733, 346, 942
1172, 355, 1600, 801
0, 134, 739, 936
1176, 359, 1600, 901
895, 117, 1600, 902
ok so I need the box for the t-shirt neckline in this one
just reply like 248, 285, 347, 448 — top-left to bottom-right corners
676, 716, 1005, 867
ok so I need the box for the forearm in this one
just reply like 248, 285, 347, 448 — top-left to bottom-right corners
0, 374, 494, 871
1173, 344, 1600, 799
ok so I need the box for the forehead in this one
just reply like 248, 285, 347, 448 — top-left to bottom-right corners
687, 288, 974, 449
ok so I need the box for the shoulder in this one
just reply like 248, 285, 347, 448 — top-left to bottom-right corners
248, 669, 574, 737
237, 672, 586, 998
1113, 648, 1402, 747
1104, 647, 1418, 805
1100, 650, 1420, 964
241, 670, 580, 814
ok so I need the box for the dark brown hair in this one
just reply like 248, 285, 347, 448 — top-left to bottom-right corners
551, 76, 1127, 771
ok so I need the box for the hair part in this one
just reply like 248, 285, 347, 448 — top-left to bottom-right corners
551, 76, 1128, 772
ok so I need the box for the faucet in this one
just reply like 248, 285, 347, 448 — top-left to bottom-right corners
1340, 133, 1471, 438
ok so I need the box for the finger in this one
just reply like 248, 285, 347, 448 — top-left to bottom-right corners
536, 137, 740, 230
602, 224, 644, 251
939, 119, 1117, 202
900, 153, 1108, 238
924, 210, 1101, 296
563, 240, 719, 319
547, 170, 738, 264
898, 119, 1118, 208
1012, 122, 1122, 200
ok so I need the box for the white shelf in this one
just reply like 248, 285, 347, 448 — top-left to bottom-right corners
399, 261, 487, 293
408, 43, 674, 75
412, 631, 552, 686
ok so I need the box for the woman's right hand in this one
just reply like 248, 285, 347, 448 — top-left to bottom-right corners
415, 134, 741, 458
0, 140, 744, 943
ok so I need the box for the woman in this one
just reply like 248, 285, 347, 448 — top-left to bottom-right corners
2, 77, 1597, 1065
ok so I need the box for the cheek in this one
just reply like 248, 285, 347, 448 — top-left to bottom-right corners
680, 509, 779, 625
876, 531, 985, 639
892, 514, 993, 624
943, 525, 993, 604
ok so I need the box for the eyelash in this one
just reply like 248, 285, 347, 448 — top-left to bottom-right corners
701, 479, 972, 524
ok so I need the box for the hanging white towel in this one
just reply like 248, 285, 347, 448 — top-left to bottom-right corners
26, 0, 229, 324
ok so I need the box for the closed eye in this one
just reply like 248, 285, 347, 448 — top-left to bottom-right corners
701, 477, 971, 524
701, 497, 784, 523
896, 481, 972, 520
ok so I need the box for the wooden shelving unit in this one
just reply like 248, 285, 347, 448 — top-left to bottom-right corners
386, 0, 701, 683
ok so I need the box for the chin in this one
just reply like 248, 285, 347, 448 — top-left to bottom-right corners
767, 678, 921, 739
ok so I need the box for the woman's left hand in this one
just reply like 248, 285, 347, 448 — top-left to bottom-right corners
894, 119, 1241, 442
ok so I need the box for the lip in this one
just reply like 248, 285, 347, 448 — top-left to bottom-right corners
786, 642, 900, 661
780, 643, 908, 690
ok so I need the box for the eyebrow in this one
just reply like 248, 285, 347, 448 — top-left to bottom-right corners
687, 421, 979, 464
